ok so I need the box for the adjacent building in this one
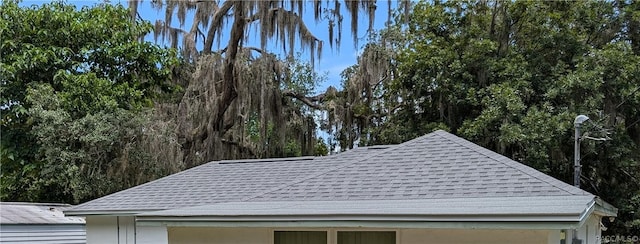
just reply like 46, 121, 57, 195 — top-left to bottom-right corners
1, 202, 85, 243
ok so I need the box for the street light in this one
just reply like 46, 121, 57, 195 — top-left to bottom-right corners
572, 115, 589, 244
572, 115, 612, 243
574, 115, 590, 188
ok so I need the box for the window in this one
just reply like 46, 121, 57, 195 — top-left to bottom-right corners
274, 231, 327, 244
338, 231, 396, 244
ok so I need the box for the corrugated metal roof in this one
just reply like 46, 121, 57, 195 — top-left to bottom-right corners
0, 202, 85, 224
67, 130, 609, 218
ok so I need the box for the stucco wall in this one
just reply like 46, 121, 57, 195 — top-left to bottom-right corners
137, 225, 168, 244
85, 216, 118, 244
166, 227, 558, 244
400, 229, 552, 244
84, 214, 603, 244
168, 227, 271, 244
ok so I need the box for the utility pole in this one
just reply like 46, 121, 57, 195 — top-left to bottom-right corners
572, 114, 589, 244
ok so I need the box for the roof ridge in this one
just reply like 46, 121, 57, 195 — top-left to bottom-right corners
239, 132, 443, 202
433, 131, 589, 196
217, 156, 316, 164
219, 156, 315, 164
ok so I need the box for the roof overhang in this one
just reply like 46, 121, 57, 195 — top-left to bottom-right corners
593, 197, 618, 217
131, 196, 614, 229
136, 219, 590, 230
65, 209, 160, 217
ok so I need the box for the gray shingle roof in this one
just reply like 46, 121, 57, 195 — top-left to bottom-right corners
249, 130, 589, 202
66, 130, 592, 215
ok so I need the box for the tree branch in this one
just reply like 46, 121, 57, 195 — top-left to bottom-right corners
247, 7, 322, 44
218, 46, 266, 55
371, 73, 388, 92
210, 1, 244, 133
203, 1, 234, 54
283, 90, 326, 110
352, 103, 402, 121
221, 138, 257, 158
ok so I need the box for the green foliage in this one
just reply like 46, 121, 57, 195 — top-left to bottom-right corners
353, 0, 640, 235
17, 83, 180, 202
239, 54, 326, 159
280, 55, 327, 157
283, 53, 326, 96
284, 140, 302, 157
56, 72, 143, 116
314, 138, 329, 156
0, 0, 178, 203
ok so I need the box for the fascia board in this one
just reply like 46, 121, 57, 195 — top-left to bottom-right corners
64, 209, 161, 216
136, 220, 584, 230
593, 198, 618, 217
136, 213, 583, 224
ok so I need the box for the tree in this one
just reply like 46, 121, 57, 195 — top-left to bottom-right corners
346, 0, 639, 234
130, 0, 409, 164
0, 1, 180, 203
321, 25, 407, 150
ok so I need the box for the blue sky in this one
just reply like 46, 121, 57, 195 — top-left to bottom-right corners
20, 0, 398, 149
21, 0, 393, 94
129, 0, 394, 94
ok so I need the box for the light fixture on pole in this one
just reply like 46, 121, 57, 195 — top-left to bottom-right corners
574, 115, 589, 188
572, 114, 612, 243
572, 115, 590, 244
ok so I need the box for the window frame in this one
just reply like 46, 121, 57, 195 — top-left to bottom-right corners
271, 228, 398, 244
273, 230, 328, 244
336, 230, 397, 244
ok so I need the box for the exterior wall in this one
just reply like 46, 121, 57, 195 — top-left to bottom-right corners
166, 227, 558, 244
85, 216, 117, 244
84, 214, 604, 244
137, 225, 168, 244
85, 216, 147, 244
168, 227, 271, 244
0, 224, 85, 244
400, 229, 552, 244
576, 214, 603, 244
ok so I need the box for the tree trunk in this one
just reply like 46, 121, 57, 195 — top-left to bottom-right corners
213, 1, 245, 133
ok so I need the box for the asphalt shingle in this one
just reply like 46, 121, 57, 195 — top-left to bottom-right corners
249, 131, 589, 202
66, 130, 591, 215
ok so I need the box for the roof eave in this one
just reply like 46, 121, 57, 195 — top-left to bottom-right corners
137, 214, 583, 222
593, 197, 618, 217
64, 209, 162, 217
135, 217, 587, 230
